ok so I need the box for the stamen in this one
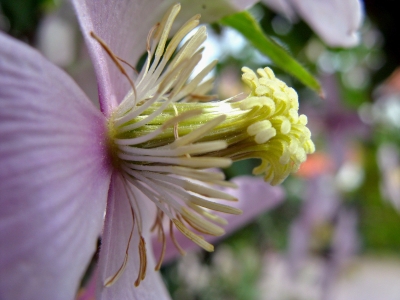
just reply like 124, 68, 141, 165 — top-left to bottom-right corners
162, 14, 201, 66
153, 4, 181, 62
124, 176, 176, 220
114, 109, 203, 145
169, 26, 207, 70
134, 236, 147, 286
122, 177, 143, 233
126, 165, 225, 181
188, 203, 229, 225
172, 219, 214, 252
117, 56, 139, 74
181, 207, 225, 236
154, 215, 166, 271
115, 59, 199, 127
186, 78, 215, 101
136, 5, 181, 95
170, 220, 186, 255
90, 32, 137, 101
176, 60, 217, 100
137, 171, 237, 201
116, 23, 159, 114
188, 197, 242, 215
118, 141, 227, 157
170, 115, 226, 148
172, 103, 180, 140
104, 208, 135, 287
120, 155, 231, 169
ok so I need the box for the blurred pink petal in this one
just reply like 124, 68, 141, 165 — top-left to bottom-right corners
332, 209, 359, 266
154, 176, 285, 263
0, 33, 111, 300
263, 0, 364, 47
287, 219, 310, 275
303, 176, 340, 224
305, 75, 369, 169
262, 0, 297, 21
292, 0, 363, 47
288, 175, 340, 275
321, 209, 359, 297
157, 0, 259, 27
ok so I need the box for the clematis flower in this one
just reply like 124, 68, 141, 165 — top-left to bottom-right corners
261, 0, 364, 47
0, 2, 315, 300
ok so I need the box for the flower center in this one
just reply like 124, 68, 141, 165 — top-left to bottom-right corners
95, 3, 315, 289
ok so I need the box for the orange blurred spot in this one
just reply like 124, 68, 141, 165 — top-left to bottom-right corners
296, 152, 334, 178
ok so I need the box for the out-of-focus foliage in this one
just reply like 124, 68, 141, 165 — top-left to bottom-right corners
0, 0, 55, 42
221, 11, 321, 93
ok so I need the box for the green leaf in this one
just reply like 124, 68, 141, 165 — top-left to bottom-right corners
220, 11, 322, 94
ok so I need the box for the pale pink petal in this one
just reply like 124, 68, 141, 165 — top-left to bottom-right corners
97, 173, 170, 300
262, 0, 297, 21
263, 0, 363, 47
154, 176, 285, 263
303, 176, 340, 225
157, 0, 259, 27
287, 176, 340, 276
71, 0, 260, 116
230, 0, 259, 10
291, 0, 363, 47
320, 209, 359, 295
0, 33, 112, 300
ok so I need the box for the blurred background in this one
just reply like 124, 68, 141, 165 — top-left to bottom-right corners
2, 0, 400, 299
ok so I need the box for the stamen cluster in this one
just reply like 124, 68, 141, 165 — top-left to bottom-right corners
104, 4, 241, 288
101, 3, 314, 288
228, 67, 316, 185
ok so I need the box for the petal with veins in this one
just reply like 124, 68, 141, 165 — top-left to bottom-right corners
97, 173, 170, 300
0, 33, 112, 300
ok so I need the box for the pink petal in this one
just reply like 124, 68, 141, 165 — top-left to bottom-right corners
154, 176, 285, 263
0, 33, 112, 300
71, 0, 259, 116
97, 173, 170, 300
262, 0, 297, 21
156, 0, 259, 27
263, 0, 363, 47
290, 0, 363, 47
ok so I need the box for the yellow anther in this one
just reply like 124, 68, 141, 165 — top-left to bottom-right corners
228, 66, 315, 184
247, 120, 272, 136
